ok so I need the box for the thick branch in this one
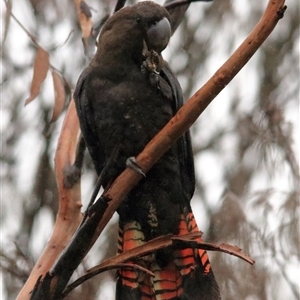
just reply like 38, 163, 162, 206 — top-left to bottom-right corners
17, 101, 82, 300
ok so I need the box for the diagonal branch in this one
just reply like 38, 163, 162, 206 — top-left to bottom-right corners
23, 0, 286, 298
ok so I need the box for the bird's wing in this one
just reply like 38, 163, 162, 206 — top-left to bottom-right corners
73, 66, 106, 175
161, 61, 195, 202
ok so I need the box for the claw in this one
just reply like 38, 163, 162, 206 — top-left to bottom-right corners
126, 157, 146, 177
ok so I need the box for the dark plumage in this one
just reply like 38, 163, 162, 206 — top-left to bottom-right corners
74, 1, 220, 299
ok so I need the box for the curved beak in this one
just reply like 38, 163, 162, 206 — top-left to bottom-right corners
146, 17, 171, 53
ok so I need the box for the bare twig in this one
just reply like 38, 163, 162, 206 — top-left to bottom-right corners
63, 232, 254, 296
6, 6, 39, 47
62, 263, 154, 296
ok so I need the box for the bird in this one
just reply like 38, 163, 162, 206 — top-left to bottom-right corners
74, 1, 220, 299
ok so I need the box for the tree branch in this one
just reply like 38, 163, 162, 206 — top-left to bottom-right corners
17, 101, 82, 300
62, 232, 254, 296
21, 0, 286, 298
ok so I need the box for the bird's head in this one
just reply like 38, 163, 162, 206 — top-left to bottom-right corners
93, 1, 171, 67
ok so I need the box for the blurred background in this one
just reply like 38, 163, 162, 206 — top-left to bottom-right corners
1, 0, 299, 299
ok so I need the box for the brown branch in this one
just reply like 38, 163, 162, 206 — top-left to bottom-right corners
24, 0, 286, 298
17, 101, 82, 300
92, 232, 255, 269
63, 263, 154, 296
63, 232, 254, 296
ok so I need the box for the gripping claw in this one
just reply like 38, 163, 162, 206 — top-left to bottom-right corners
126, 157, 146, 177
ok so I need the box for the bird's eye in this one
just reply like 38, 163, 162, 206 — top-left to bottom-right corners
150, 20, 158, 27
136, 17, 141, 24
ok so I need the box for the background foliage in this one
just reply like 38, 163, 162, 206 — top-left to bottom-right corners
1, 0, 299, 299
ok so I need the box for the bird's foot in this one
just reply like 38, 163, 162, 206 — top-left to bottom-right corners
126, 157, 146, 177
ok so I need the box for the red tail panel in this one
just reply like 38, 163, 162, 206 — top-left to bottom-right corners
118, 221, 145, 290
175, 214, 197, 276
140, 275, 156, 300
185, 211, 212, 274
117, 212, 219, 299
152, 262, 183, 299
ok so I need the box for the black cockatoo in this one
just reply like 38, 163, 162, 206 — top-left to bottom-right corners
74, 1, 220, 299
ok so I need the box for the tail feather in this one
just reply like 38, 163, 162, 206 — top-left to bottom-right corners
180, 210, 221, 300
174, 214, 198, 276
116, 212, 220, 300
152, 262, 183, 299
117, 222, 144, 290
184, 211, 212, 274
140, 275, 156, 300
